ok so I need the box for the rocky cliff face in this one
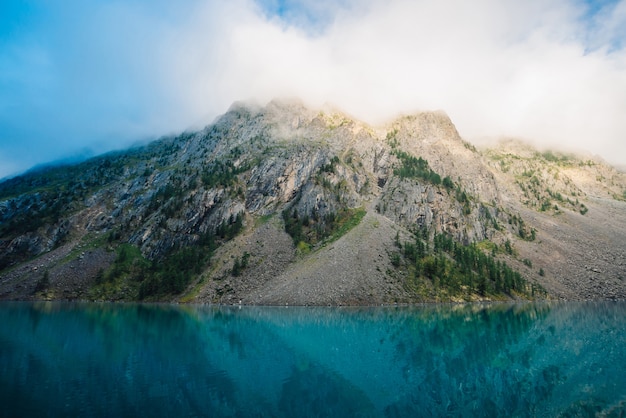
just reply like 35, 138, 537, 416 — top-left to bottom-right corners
1, 99, 625, 303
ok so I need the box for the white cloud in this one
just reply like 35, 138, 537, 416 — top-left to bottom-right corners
244, 0, 626, 164
1, 0, 626, 177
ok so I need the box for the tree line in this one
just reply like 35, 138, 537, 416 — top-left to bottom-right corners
397, 228, 546, 300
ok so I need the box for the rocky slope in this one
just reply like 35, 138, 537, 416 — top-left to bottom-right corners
1, 99, 625, 304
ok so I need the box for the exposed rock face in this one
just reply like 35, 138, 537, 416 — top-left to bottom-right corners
0, 98, 625, 303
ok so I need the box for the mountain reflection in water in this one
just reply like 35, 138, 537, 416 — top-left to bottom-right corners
1, 302, 624, 417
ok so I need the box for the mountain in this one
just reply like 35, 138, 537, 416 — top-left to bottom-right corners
1, 99, 625, 304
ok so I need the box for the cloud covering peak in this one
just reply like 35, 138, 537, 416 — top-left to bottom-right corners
1, 0, 625, 177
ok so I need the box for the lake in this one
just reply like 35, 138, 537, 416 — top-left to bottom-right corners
1, 301, 625, 417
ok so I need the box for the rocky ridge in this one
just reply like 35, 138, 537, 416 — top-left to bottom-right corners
1, 99, 625, 304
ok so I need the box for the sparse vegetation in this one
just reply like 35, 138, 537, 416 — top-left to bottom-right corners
231, 252, 250, 277
321, 156, 341, 174
490, 147, 598, 216
504, 239, 514, 255
539, 150, 572, 165
455, 185, 472, 214
385, 129, 399, 148
201, 159, 249, 188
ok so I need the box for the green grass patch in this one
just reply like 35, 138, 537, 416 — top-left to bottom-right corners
255, 213, 274, 227
59, 232, 112, 265
296, 241, 312, 254
178, 276, 205, 303
325, 207, 366, 244
476, 240, 497, 254
283, 207, 367, 250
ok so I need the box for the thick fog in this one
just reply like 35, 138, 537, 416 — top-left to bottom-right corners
1, 0, 625, 178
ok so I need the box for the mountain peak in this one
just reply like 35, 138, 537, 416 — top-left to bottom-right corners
1, 100, 625, 303
389, 110, 460, 143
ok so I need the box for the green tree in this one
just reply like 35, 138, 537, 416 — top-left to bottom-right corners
232, 257, 242, 276
504, 240, 513, 255
34, 270, 50, 293
477, 274, 487, 296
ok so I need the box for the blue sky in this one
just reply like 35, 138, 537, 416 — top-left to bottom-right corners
1, 0, 625, 178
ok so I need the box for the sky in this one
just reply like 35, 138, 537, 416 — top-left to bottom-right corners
1, 0, 626, 178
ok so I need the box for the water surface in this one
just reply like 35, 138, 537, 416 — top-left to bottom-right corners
1, 302, 625, 417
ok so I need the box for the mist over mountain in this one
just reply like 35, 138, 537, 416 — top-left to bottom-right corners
1, 99, 625, 304
2, 1, 626, 179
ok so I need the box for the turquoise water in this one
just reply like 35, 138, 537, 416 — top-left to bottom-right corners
1, 302, 625, 417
